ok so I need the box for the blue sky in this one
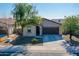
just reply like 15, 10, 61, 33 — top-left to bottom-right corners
0, 3, 79, 19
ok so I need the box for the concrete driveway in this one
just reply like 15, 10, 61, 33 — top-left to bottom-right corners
24, 40, 71, 56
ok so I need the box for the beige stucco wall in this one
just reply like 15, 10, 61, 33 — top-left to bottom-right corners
7, 25, 14, 34
23, 25, 36, 36
23, 25, 42, 36
59, 25, 62, 35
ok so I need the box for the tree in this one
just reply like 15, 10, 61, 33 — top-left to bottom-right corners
12, 3, 42, 36
26, 16, 42, 25
62, 16, 79, 42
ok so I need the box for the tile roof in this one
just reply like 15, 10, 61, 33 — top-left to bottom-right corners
0, 18, 15, 25
42, 18, 62, 25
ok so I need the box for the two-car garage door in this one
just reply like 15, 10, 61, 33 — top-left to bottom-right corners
42, 27, 59, 34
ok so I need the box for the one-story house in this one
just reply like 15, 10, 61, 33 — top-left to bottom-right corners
0, 18, 15, 34
23, 18, 62, 36
0, 18, 62, 36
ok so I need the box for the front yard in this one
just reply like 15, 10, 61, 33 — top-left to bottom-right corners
0, 34, 79, 56
10, 35, 71, 56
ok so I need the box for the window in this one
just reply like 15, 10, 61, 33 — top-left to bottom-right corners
27, 27, 31, 32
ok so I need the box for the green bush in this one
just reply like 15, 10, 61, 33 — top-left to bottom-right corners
74, 30, 79, 35
31, 38, 39, 44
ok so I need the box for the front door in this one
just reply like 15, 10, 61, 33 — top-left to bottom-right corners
36, 26, 40, 36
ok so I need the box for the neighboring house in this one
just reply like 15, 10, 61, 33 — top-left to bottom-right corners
0, 18, 15, 34
52, 19, 63, 23
23, 18, 62, 36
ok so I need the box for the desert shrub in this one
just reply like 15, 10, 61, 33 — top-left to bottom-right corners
31, 38, 39, 44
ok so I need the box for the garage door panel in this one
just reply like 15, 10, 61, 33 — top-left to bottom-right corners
42, 27, 59, 34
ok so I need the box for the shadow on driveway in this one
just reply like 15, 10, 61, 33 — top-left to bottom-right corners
11, 36, 34, 45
